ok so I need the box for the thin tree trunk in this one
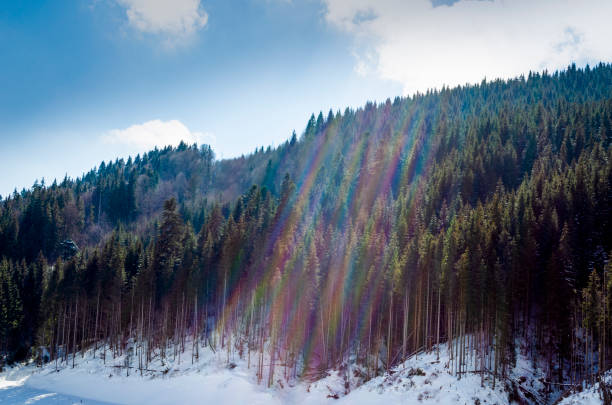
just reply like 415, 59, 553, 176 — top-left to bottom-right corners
436, 283, 441, 360
72, 296, 78, 368
94, 292, 100, 357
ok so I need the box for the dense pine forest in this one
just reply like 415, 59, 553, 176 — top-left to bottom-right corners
1, 64, 611, 396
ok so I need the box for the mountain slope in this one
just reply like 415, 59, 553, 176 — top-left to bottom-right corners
0, 338, 548, 405
1, 64, 612, 404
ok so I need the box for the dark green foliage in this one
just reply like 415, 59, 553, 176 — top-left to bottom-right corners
0, 258, 23, 359
153, 198, 184, 304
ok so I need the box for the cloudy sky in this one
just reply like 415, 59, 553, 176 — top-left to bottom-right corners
1, 0, 610, 196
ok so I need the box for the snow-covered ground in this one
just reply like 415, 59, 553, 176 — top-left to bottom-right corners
0, 338, 604, 404
0, 372, 114, 404
0, 384, 113, 404
336, 349, 508, 404
0, 343, 279, 405
558, 372, 611, 405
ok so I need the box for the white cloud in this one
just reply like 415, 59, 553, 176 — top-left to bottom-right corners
102, 119, 215, 152
117, 0, 208, 39
323, 0, 612, 95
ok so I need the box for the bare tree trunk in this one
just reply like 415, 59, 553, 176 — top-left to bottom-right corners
93, 292, 100, 358
61, 304, 67, 362
402, 292, 409, 361
147, 297, 152, 368
436, 283, 441, 360
72, 296, 78, 368
425, 271, 430, 351
192, 294, 198, 364
81, 302, 87, 358
387, 291, 393, 370
129, 289, 134, 342
248, 293, 254, 369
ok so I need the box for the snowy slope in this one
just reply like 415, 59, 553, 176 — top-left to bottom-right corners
558, 372, 611, 405
0, 338, 601, 404
333, 348, 508, 405
1, 344, 280, 405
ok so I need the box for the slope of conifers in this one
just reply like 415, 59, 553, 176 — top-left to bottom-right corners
1, 64, 611, 397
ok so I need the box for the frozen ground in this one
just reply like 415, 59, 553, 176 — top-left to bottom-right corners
0, 386, 114, 404
0, 374, 113, 404
558, 372, 611, 405
0, 338, 605, 404
0, 343, 279, 405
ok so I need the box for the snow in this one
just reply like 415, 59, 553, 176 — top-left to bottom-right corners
1, 337, 605, 404
0, 373, 113, 404
333, 348, 509, 405
1, 344, 280, 405
0, 386, 114, 404
558, 372, 611, 405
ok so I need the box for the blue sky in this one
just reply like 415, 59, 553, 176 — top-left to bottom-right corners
1, 0, 610, 196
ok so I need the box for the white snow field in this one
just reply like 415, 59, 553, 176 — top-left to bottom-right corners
0, 344, 279, 405
0, 338, 606, 404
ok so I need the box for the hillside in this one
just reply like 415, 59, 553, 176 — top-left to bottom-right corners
0, 337, 558, 404
3, 335, 608, 404
1, 63, 612, 403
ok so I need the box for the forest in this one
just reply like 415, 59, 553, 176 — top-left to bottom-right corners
0, 63, 611, 396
